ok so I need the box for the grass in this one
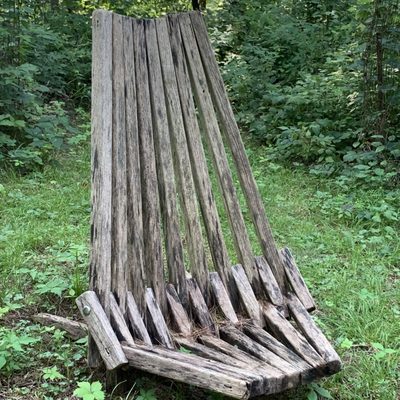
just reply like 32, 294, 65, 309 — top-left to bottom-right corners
0, 144, 399, 399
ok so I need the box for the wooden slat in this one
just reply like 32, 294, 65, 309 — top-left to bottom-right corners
146, 19, 187, 305
123, 15, 145, 311
76, 291, 128, 370
133, 18, 166, 314
187, 278, 216, 334
166, 284, 192, 335
189, 11, 286, 290
263, 303, 323, 368
156, 17, 209, 299
90, 9, 113, 367
231, 264, 263, 325
145, 288, 174, 349
255, 256, 284, 307
111, 12, 128, 313
287, 293, 341, 372
109, 292, 135, 346
209, 272, 238, 324
167, 14, 233, 297
122, 344, 252, 399
126, 291, 152, 346
281, 248, 315, 311
178, 13, 260, 293
220, 325, 300, 379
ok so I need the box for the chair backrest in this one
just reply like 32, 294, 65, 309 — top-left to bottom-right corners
90, 10, 286, 318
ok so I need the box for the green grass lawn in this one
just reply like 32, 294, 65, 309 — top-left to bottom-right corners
0, 145, 399, 399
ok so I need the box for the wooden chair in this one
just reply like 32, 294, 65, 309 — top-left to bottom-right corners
77, 10, 341, 399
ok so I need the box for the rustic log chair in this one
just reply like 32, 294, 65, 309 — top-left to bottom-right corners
77, 9, 341, 399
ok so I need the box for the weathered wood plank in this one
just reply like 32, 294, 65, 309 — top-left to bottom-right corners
209, 272, 238, 323
126, 291, 152, 346
287, 293, 341, 373
187, 278, 216, 334
263, 303, 323, 368
231, 264, 263, 325
145, 288, 174, 349
166, 284, 192, 336
109, 292, 135, 346
146, 19, 187, 305
123, 16, 145, 312
189, 11, 286, 291
90, 9, 114, 367
76, 291, 128, 370
32, 313, 87, 340
255, 256, 284, 307
122, 344, 251, 399
220, 325, 300, 379
133, 18, 166, 314
111, 12, 128, 313
178, 13, 260, 293
281, 248, 315, 311
167, 14, 233, 298
156, 17, 209, 299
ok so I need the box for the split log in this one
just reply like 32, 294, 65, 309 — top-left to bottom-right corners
126, 291, 152, 346
166, 284, 192, 335
109, 293, 135, 346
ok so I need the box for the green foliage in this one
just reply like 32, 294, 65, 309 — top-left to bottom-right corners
135, 388, 157, 400
74, 381, 105, 400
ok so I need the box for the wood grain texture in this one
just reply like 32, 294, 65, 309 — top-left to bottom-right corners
281, 248, 315, 311
167, 14, 233, 298
231, 264, 263, 325
133, 18, 166, 314
76, 291, 128, 370
209, 272, 238, 323
123, 16, 145, 312
90, 9, 113, 367
178, 13, 260, 293
111, 12, 128, 313
122, 344, 252, 399
255, 256, 284, 307
109, 292, 135, 346
146, 19, 187, 305
145, 287, 174, 349
287, 293, 341, 374
263, 303, 323, 368
187, 278, 216, 334
32, 313, 87, 340
126, 291, 152, 346
156, 17, 209, 299
189, 11, 286, 291
166, 284, 192, 335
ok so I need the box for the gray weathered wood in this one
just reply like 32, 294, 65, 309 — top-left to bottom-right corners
263, 303, 323, 368
145, 288, 174, 349
281, 248, 315, 311
287, 293, 341, 371
190, 11, 287, 291
126, 291, 152, 346
187, 278, 216, 334
76, 291, 128, 370
123, 16, 145, 312
167, 14, 233, 298
255, 256, 284, 307
156, 17, 209, 299
178, 13, 260, 293
231, 264, 263, 325
146, 19, 187, 305
111, 12, 128, 313
90, 9, 114, 367
109, 292, 135, 346
166, 284, 192, 335
122, 344, 252, 399
32, 313, 87, 340
220, 325, 300, 379
133, 18, 166, 314
209, 272, 238, 323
